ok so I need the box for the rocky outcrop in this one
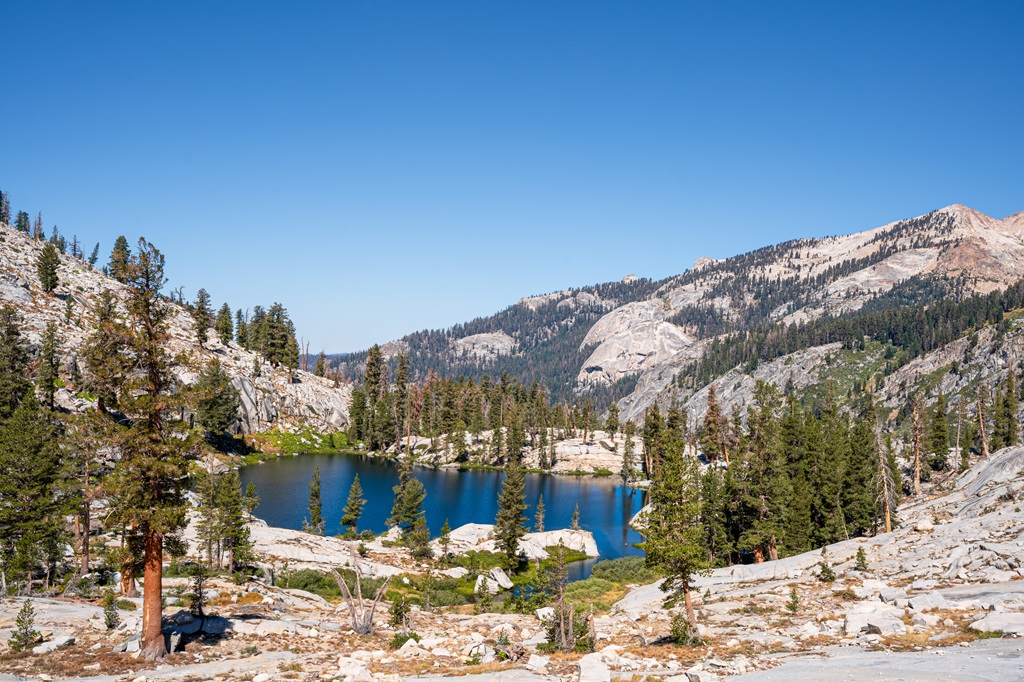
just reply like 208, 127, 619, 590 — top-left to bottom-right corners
435, 522, 599, 560
0, 223, 349, 434
453, 331, 516, 361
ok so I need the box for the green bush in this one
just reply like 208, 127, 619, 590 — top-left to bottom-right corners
281, 567, 386, 599
389, 631, 420, 649
116, 599, 138, 610
589, 556, 660, 585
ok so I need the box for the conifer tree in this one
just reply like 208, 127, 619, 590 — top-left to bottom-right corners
439, 518, 452, 559
235, 309, 248, 347
875, 434, 899, 533
605, 403, 619, 443
104, 239, 198, 660
571, 502, 580, 530
15, 210, 30, 233
195, 470, 221, 566
36, 322, 61, 411
217, 470, 253, 573
192, 288, 213, 348
534, 493, 545, 532
387, 459, 426, 530
88, 242, 100, 266
36, 242, 60, 293
734, 381, 791, 561
313, 351, 327, 377
0, 393, 65, 591
929, 394, 949, 468
304, 465, 324, 534
9, 600, 39, 652
194, 358, 240, 434
700, 466, 732, 566
643, 424, 709, 630
0, 306, 30, 422
108, 235, 131, 282
700, 385, 724, 462
809, 401, 848, 546
341, 474, 366, 533
621, 421, 636, 482
82, 290, 131, 414
843, 402, 878, 537
0, 190, 9, 225
494, 457, 527, 569
214, 303, 233, 346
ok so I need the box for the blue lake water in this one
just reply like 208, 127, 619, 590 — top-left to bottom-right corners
239, 453, 647, 579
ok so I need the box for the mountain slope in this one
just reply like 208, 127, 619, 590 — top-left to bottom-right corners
0, 224, 351, 434
336, 204, 1024, 422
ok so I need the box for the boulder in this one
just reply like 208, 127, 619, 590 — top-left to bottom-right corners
908, 592, 949, 611
915, 518, 935, 532
969, 612, 1024, 634
578, 651, 612, 682
32, 635, 75, 654
526, 653, 550, 671
843, 603, 907, 636
474, 574, 500, 595
489, 567, 514, 590
336, 655, 373, 682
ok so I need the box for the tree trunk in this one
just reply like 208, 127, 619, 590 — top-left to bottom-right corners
80, 501, 90, 576
683, 581, 698, 631
912, 401, 922, 496
140, 529, 166, 660
753, 547, 765, 563
978, 394, 990, 457
768, 535, 779, 562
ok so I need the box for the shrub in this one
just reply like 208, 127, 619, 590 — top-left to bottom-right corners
589, 556, 660, 585
670, 613, 701, 646
818, 562, 836, 583
103, 590, 120, 630
389, 631, 420, 649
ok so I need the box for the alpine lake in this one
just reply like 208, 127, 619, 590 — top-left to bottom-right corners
239, 452, 647, 580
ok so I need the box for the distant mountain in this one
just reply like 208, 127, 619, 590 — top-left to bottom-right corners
333, 204, 1024, 424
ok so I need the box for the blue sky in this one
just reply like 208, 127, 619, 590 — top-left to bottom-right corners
2, 2, 1022, 352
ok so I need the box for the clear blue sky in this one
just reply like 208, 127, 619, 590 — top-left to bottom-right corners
3, 1, 1022, 352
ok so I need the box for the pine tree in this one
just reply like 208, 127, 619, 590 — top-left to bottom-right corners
104, 239, 197, 660
194, 358, 241, 434
217, 470, 253, 573
388, 458, 426, 530
192, 288, 213, 348
494, 458, 527, 569
809, 401, 848, 546
214, 303, 233, 346
0, 393, 65, 591
82, 290, 131, 414
875, 434, 899, 533
534, 493, 546, 532
304, 465, 324, 534
438, 518, 452, 559
929, 394, 949, 468
341, 474, 366, 532
571, 502, 580, 530
36, 242, 60, 293
605, 403, 619, 443
36, 322, 61, 410
88, 242, 100, 267
0, 190, 9, 226
195, 470, 221, 566
643, 425, 709, 630
15, 210, 30, 233
108, 235, 131, 282
700, 385, 724, 462
9, 600, 39, 652
621, 421, 636, 482
700, 466, 733, 566
1005, 372, 1020, 448
0, 306, 30, 421
235, 309, 248, 347
843, 402, 877, 537
313, 351, 327, 377
733, 381, 791, 561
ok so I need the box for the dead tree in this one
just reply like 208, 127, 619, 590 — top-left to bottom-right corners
331, 551, 391, 635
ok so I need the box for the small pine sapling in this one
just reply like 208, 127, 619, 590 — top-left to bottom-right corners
786, 587, 799, 613
10, 600, 40, 652
855, 547, 869, 572
103, 589, 121, 629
